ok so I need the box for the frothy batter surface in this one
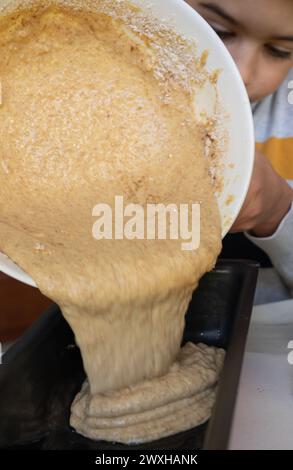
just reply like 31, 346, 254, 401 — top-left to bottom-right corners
0, 1, 224, 444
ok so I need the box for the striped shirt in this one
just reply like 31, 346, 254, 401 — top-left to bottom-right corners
246, 68, 293, 304
253, 67, 293, 184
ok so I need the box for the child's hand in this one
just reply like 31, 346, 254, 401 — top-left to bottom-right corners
230, 149, 293, 237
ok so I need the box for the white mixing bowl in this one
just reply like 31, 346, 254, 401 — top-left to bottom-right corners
0, 0, 254, 287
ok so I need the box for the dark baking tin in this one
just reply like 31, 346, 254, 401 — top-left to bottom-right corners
0, 259, 258, 450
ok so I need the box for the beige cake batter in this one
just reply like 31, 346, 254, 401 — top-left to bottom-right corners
0, 1, 224, 444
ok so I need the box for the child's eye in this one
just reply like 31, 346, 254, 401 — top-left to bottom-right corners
265, 44, 292, 60
214, 30, 235, 40
208, 24, 235, 41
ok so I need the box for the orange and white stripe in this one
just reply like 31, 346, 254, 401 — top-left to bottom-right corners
253, 68, 293, 183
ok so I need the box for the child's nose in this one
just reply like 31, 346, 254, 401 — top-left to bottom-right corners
231, 41, 260, 91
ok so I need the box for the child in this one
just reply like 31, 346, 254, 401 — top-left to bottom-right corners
187, 0, 293, 304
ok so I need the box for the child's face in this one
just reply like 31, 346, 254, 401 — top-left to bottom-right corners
187, 0, 293, 102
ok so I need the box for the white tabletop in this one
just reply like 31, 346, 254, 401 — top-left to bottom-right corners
229, 299, 293, 450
